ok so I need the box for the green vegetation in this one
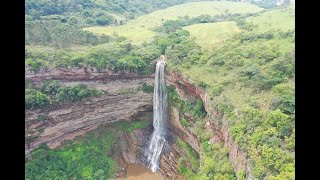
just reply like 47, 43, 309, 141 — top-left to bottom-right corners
157, 12, 252, 33
25, 0, 202, 47
25, 0, 196, 27
25, 40, 161, 74
177, 157, 193, 177
271, 83, 295, 114
112, 119, 151, 133
180, 117, 191, 127
168, 85, 206, 120
25, 118, 151, 179
247, 0, 292, 9
230, 108, 294, 178
25, 126, 116, 180
195, 142, 236, 180
25, 80, 102, 110
167, 7, 295, 112
165, 5, 294, 179
169, 86, 236, 179
184, 21, 241, 52
25, 20, 110, 48
245, 7, 295, 33
176, 137, 200, 172
141, 83, 154, 93
84, 1, 263, 44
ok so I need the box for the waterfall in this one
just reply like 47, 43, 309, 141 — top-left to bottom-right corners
147, 59, 168, 172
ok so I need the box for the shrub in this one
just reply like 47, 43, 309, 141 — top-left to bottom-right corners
211, 57, 225, 66
26, 81, 102, 109
40, 80, 62, 95
25, 58, 45, 74
141, 83, 154, 93
271, 84, 295, 114
210, 84, 224, 96
198, 81, 208, 89
258, 74, 284, 90
25, 89, 50, 109
264, 109, 292, 138
194, 100, 207, 118
240, 64, 260, 79
96, 15, 113, 25
180, 117, 191, 127
177, 157, 193, 176
257, 33, 274, 39
36, 114, 48, 121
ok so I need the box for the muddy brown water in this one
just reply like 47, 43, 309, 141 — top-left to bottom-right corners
124, 164, 163, 180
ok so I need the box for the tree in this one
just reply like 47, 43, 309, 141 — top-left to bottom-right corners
264, 109, 292, 138
271, 83, 295, 114
25, 89, 50, 109
155, 36, 170, 54
25, 58, 44, 74
120, 56, 146, 73
96, 15, 113, 25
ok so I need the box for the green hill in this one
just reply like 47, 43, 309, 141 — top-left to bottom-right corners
84, 1, 263, 44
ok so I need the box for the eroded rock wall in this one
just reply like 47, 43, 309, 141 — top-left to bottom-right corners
165, 69, 253, 180
26, 93, 153, 150
25, 70, 154, 153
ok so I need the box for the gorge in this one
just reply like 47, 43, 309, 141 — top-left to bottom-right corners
25, 57, 249, 179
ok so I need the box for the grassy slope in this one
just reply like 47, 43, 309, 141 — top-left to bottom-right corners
84, 1, 263, 44
183, 21, 241, 52
246, 7, 295, 33
176, 7, 295, 112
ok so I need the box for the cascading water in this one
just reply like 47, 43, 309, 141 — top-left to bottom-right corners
147, 59, 168, 172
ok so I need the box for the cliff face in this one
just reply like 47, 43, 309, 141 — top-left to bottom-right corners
25, 69, 153, 153
165, 69, 253, 180
25, 67, 253, 179
25, 93, 153, 150
158, 107, 200, 180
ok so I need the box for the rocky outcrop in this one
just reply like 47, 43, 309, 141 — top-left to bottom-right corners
26, 92, 153, 152
25, 68, 154, 93
166, 69, 253, 180
168, 108, 200, 153
159, 143, 185, 180
25, 69, 154, 154
25, 68, 153, 83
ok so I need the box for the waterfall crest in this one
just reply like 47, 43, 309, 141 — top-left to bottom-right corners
147, 59, 168, 172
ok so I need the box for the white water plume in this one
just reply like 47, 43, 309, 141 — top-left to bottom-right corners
147, 59, 168, 172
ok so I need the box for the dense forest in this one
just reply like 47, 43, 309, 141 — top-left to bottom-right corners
25, 0, 295, 179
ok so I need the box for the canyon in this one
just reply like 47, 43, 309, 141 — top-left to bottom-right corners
25, 65, 251, 179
